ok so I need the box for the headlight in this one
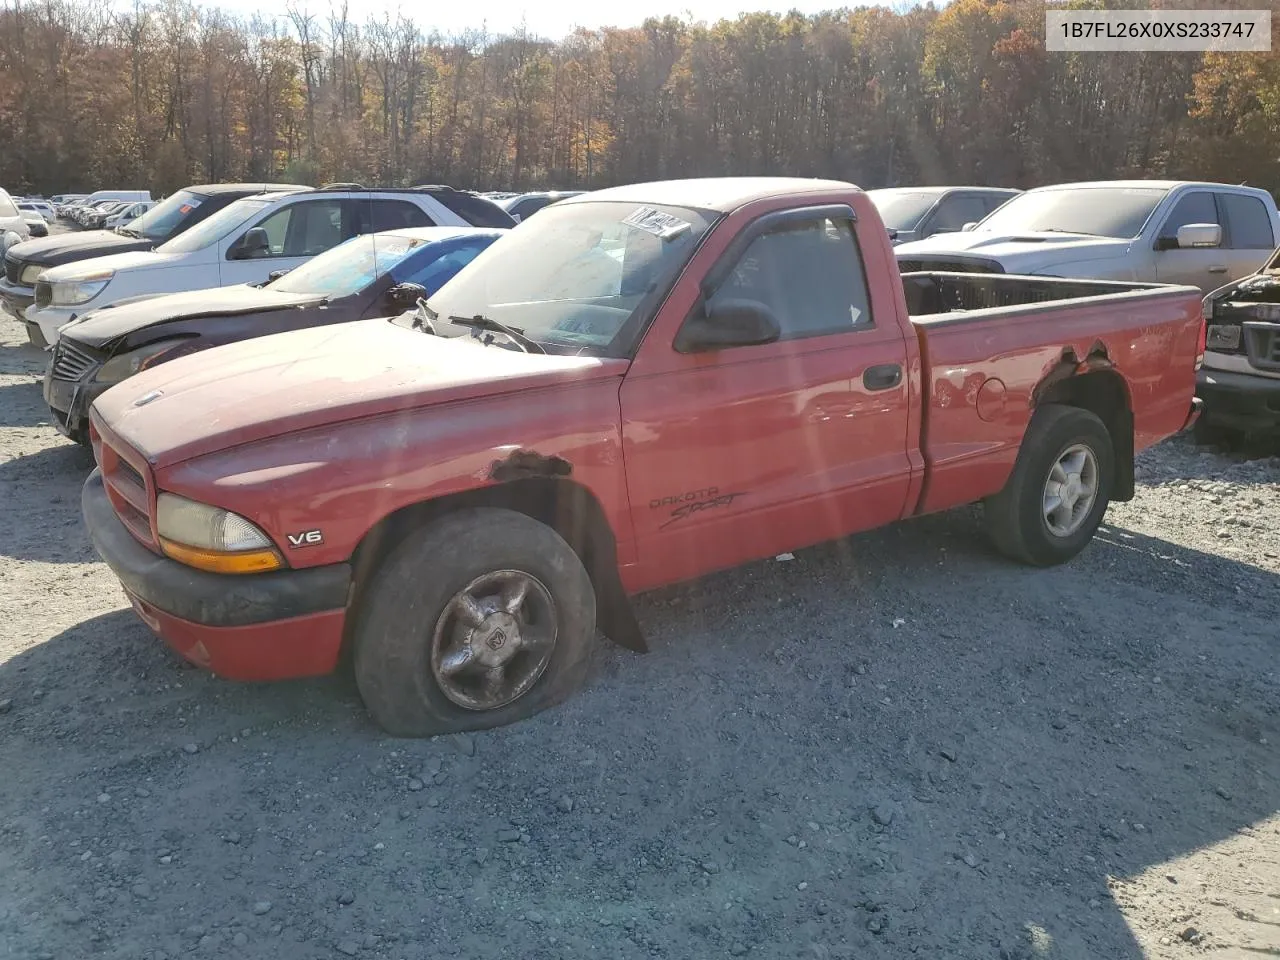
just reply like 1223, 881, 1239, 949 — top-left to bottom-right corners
95, 339, 193, 384
20, 264, 43, 285
49, 270, 113, 306
155, 492, 283, 574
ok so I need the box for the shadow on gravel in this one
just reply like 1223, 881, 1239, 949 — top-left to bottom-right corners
1147, 435, 1280, 482
0, 338, 49, 377
0, 511, 1276, 959
0, 378, 54, 427
0, 442, 97, 562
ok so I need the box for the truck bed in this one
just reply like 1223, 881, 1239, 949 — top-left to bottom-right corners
901, 271, 1165, 316
903, 273, 1204, 517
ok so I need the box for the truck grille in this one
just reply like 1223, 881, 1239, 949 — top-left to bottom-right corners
34, 281, 51, 307
3, 256, 20, 285
92, 426, 158, 550
897, 256, 1005, 275
51, 339, 100, 382
1243, 321, 1280, 372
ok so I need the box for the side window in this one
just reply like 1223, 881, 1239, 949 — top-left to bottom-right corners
513, 197, 553, 220
707, 218, 873, 342
1221, 194, 1275, 250
983, 193, 1015, 215
366, 200, 434, 232
1158, 191, 1219, 242
251, 206, 294, 256
399, 242, 488, 292
293, 199, 347, 256
930, 196, 988, 233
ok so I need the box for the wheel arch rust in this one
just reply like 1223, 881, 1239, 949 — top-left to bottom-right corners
1030, 345, 1135, 502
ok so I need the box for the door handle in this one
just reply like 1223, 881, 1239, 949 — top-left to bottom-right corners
1208, 265, 1228, 273
863, 363, 903, 391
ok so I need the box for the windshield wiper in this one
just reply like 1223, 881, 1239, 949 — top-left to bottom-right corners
1038, 228, 1103, 237
118, 227, 144, 239
447, 313, 546, 354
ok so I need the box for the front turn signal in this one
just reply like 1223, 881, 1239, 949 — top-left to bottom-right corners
159, 537, 284, 574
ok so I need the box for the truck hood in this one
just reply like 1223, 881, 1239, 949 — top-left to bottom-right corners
5, 230, 150, 268
59, 285, 325, 348
43, 249, 185, 283
92, 318, 629, 469
894, 231, 1131, 272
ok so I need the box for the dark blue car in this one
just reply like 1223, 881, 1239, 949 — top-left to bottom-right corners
44, 226, 506, 443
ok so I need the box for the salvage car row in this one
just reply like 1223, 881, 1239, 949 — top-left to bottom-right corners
0, 175, 1213, 738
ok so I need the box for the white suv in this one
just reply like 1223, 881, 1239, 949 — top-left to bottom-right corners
26, 185, 514, 346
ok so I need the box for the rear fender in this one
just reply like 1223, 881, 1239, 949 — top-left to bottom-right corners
1032, 348, 1134, 502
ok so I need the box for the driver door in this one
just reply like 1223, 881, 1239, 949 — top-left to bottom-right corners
619, 207, 914, 589
218, 197, 354, 287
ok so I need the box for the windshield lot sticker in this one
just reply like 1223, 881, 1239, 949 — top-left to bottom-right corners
622, 207, 693, 240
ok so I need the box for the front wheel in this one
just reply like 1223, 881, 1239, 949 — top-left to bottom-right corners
352, 508, 597, 737
984, 404, 1115, 567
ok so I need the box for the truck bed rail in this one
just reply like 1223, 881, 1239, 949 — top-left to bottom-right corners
902, 271, 1169, 318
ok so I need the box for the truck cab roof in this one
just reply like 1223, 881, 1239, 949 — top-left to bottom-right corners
560, 177, 861, 214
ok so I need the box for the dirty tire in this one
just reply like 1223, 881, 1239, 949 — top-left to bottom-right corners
353, 507, 596, 737
984, 403, 1114, 567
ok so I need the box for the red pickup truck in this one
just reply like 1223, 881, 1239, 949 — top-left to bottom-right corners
81, 178, 1206, 737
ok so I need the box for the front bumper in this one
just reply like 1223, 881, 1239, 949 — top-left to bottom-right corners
43, 362, 108, 441
1196, 367, 1280, 433
26, 305, 78, 348
0, 278, 34, 323
82, 469, 352, 680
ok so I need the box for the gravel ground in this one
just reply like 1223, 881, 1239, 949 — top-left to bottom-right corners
0, 310, 1277, 960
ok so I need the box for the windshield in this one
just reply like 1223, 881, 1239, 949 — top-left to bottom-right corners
128, 191, 204, 241
975, 186, 1168, 238
866, 189, 943, 231
422, 200, 716, 356
159, 198, 270, 254
270, 233, 426, 298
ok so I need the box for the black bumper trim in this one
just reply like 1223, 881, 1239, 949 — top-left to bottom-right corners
45, 376, 108, 439
82, 470, 351, 627
1196, 367, 1280, 430
0, 289, 35, 318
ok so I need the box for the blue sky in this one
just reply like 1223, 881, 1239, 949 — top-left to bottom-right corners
204, 0, 926, 41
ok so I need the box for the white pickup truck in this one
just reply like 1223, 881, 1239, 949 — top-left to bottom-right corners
894, 180, 1280, 293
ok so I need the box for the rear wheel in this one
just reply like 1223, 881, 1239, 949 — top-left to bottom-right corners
352, 507, 597, 737
984, 404, 1115, 567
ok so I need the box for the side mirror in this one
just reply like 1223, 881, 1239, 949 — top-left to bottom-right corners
230, 227, 271, 260
961, 221, 978, 232
265, 268, 292, 284
886, 228, 899, 240
1176, 223, 1222, 249
675, 298, 782, 353
387, 281, 428, 309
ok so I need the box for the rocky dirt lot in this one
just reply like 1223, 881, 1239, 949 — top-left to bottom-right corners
0, 313, 1277, 960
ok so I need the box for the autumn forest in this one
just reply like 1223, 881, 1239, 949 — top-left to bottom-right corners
0, 0, 1275, 197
